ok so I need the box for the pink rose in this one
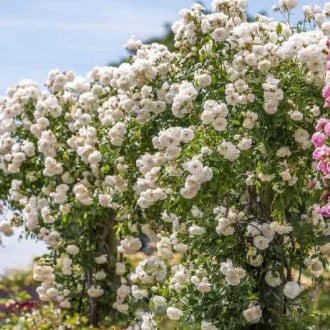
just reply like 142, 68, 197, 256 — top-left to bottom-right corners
317, 161, 329, 175
325, 122, 330, 136
313, 145, 330, 160
325, 97, 330, 108
311, 132, 326, 147
319, 203, 330, 217
322, 85, 330, 99
315, 118, 329, 131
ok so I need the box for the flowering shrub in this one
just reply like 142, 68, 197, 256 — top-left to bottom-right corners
0, 0, 330, 329
313, 50, 330, 219
312, 117, 330, 218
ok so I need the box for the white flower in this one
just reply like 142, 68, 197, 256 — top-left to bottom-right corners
253, 235, 270, 250
320, 243, 330, 257
280, 169, 292, 181
167, 307, 183, 320
66, 244, 79, 255
220, 259, 246, 286
304, 257, 323, 278
201, 320, 219, 330
243, 304, 262, 324
197, 73, 212, 87
95, 270, 107, 280
294, 128, 309, 144
0, 222, 14, 236
180, 186, 198, 199
113, 302, 128, 314
280, 0, 298, 10
265, 271, 281, 287
212, 117, 228, 132
283, 281, 300, 299
141, 312, 157, 330
289, 110, 303, 121
180, 128, 194, 143
218, 141, 240, 161
191, 205, 203, 218
276, 147, 291, 158
87, 285, 104, 298
269, 222, 293, 235
117, 285, 130, 299
59, 300, 71, 309
88, 150, 102, 164
95, 254, 107, 264
237, 137, 252, 150
118, 236, 142, 254
189, 224, 206, 236
131, 285, 148, 299
115, 262, 126, 275
322, 21, 330, 37
152, 295, 167, 307
183, 158, 203, 174
249, 254, 263, 267
33, 265, 55, 282
216, 217, 235, 236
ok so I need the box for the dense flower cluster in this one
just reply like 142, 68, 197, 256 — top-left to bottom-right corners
0, 0, 330, 329
313, 49, 330, 218
312, 117, 330, 217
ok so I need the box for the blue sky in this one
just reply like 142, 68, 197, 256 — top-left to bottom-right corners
0, 0, 326, 273
0, 0, 325, 94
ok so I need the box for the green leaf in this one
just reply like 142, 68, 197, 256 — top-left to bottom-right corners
276, 23, 283, 35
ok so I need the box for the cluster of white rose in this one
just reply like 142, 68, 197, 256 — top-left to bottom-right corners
1, 0, 330, 328
215, 206, 244, 236
181, 157, 213, 199
33, 264, 71, 307
220, 259, 246, 286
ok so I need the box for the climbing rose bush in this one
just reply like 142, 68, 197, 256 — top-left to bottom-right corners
0, 0, 330, 329
313, 51, 330, 220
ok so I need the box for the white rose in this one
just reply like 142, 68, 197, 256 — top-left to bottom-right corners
117, 236, 142, 254
294, 128, 309, 144
321, 21, 330, 37
197, 73, 212, 87
243, 304, 262, 324
201, 320, 219, 330
66, 244, 79, 255
0, 222, 14, 236
237, 137, 252, 150
249, 254, 263, 267
253, 235, 270, 250
280, 169, 292, 181
276, 147, 291, 158
283, 281, 300, 299
189, 224, 206, 236
167, 306, 183, 320
265, 271, 281, 287
95, 270, 107, 280
46, 287, 59, 298
320, 243, 330, 257
289, 110, 303, 121
95, 254, 107, 264
280, 0, 298, 10
59, 300, 71, 308
152, 295, 167, 307
115, 262, 126, 275
87, 285, 104, 298
191, 205, 203, 218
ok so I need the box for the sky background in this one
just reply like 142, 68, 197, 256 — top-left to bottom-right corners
0, 0, 326, 273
